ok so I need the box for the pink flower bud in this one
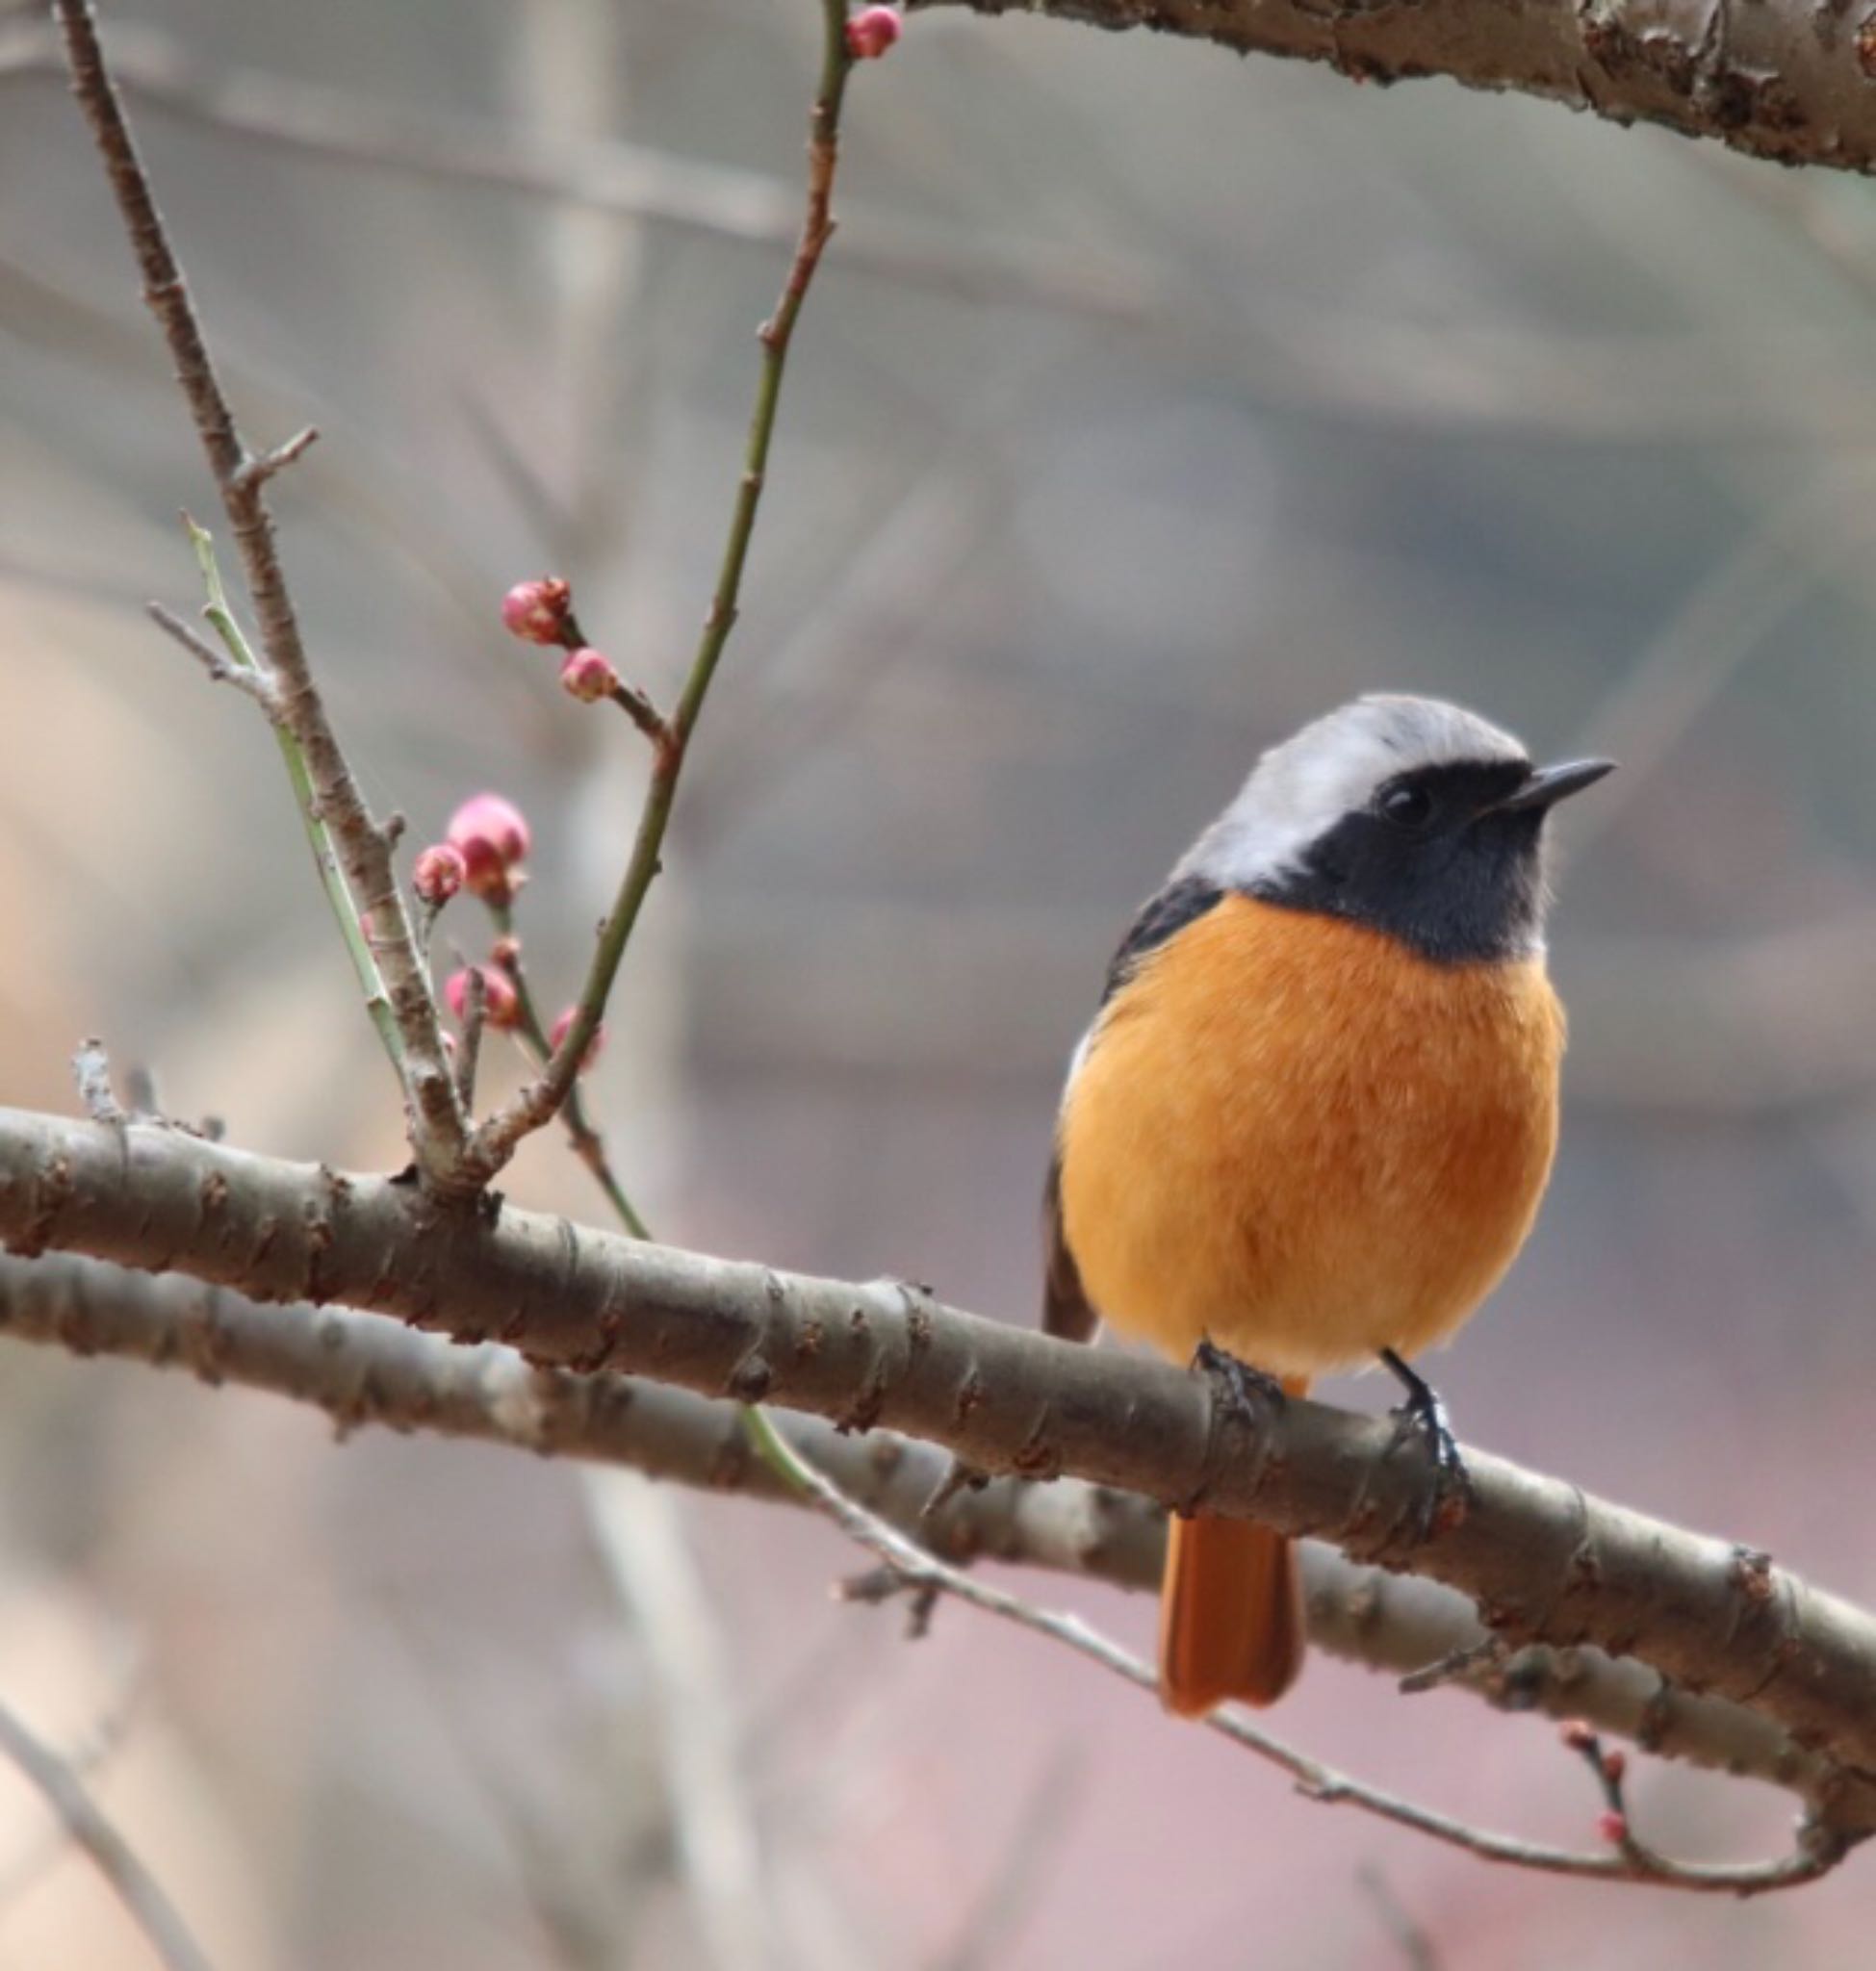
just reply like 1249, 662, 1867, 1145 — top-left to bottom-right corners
490, 934, 522, 969
412, 842, 467, 906
1559, 1719, 1595, 1753
550, 1006, 604, 1071
501, 576, 572, 645
446, 964, 520, 1031
1597, 1810, 1629, 1846
846, 5, 901, 58
1601, 1749, 1627, 1785
446, 793, 531, 901
560, 646, 619, 704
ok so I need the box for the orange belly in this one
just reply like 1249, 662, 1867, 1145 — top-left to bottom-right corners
1057, 894, 1563, 1376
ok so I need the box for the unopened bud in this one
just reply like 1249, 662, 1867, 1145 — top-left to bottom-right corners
412, 843, 467, 906
501, 576, 572, 645
1596, 1810, 1629, 1846
446, 964, 520, 1031
846, 6, 901, 58
1601, 1748, 1627, 1785
550, 1006, 604, 1071
490, 934, 522, 969
560, 646, 619, 704
447, 793, 531, 901
1559, 1719, 1596, 1753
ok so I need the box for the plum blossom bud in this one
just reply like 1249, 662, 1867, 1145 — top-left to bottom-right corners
490, 934, 522, 969
446, 964, 520, 1031
412, 842, 467, 906
550, 1006, 604, 1071
1559, 1720, 1595, 1753
446, 793, 530, 901
501, 576, 572, 645
1600, 1749, 1627, 1785
846, 6, 900, 58
1597, 1810, 1629, 1846
560, 646, 619, 704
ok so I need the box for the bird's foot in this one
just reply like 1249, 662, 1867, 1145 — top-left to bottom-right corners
1185, 1339, 1290, 1516
1380, 1348, 1473, 1540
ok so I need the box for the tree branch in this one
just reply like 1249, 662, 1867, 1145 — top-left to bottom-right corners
912, 0, 1876, 177
2, 1106, 1873, 1849
52, 0, 465, 1174
0, 1245, 1859, 1830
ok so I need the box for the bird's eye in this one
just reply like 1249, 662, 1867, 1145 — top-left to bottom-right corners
1378, 782, 1435, 830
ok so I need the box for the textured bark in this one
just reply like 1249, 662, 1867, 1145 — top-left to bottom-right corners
2, 1245, 1858, 1820
912, 0, 1876, 176
2, 1107, 1874, 1835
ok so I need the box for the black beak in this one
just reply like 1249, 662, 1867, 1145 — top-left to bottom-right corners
1492, 757, 1616, 814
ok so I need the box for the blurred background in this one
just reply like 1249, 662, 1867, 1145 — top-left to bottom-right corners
5, 0, 1876, 1962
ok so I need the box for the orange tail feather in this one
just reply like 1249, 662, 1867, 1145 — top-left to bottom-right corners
1159, 1375, 1308, 1716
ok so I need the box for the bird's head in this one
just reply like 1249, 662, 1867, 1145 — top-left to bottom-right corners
1179, 695, 1612, 963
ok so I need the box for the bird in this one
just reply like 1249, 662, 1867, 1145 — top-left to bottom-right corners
1042, 694, 1610, 1716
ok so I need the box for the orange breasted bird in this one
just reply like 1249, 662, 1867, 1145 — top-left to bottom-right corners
1043, 696, 1611, 1716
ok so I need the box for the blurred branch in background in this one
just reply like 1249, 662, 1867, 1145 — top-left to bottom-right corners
0, 1696, 213, 1971
912, 0, 1876, 174
0, 14, 1148, 322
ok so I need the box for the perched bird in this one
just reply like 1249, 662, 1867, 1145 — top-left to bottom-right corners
1043, 695, 1610, 1715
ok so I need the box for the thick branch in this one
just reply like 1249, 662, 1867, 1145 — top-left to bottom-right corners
2, 1107, 1874, 1838
0, 1246, 1861, 1827
913, 0, 1876, 177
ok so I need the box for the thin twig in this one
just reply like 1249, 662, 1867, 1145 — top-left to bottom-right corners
53, 0, 464, 1173
144, 601, 274, 705
461, 0, 855, 1185
752, 1419, 1848, 1896
486, 908, 651, 1238
0, 1695, 216, 1971
70, 1039, 125, 1126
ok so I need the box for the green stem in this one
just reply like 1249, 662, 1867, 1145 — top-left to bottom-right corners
463, 0, 854, 1184
187, 518, 404, 1073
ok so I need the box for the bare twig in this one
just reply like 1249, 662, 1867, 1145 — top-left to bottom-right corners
760, 1421, 1849, 1893
144, 602, 274, 706
486, 909, 651, 1239
0, 1695, 215, 1971
53, 0, 465, 1174
69, 1040, 125, 1127
1356, 1865, 1441, 1971
461, 0, 856, 1184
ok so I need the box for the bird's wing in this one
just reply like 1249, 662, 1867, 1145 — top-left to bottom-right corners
1042, 874, 1226, 1344
1042, 1151, 1099, 1343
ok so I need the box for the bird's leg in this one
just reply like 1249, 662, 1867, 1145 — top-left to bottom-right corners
1186, 1338, 1289, 1514
1379, 1347, 1473, 1538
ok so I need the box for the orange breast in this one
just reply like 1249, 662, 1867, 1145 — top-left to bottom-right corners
1057, 894, 1563, 1376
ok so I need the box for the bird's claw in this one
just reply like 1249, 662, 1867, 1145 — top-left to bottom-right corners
1380, 1349, 1473, 1540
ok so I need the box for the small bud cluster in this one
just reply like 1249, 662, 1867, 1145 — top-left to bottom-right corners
500, 574, 630, 711
446, 793, 530, 904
